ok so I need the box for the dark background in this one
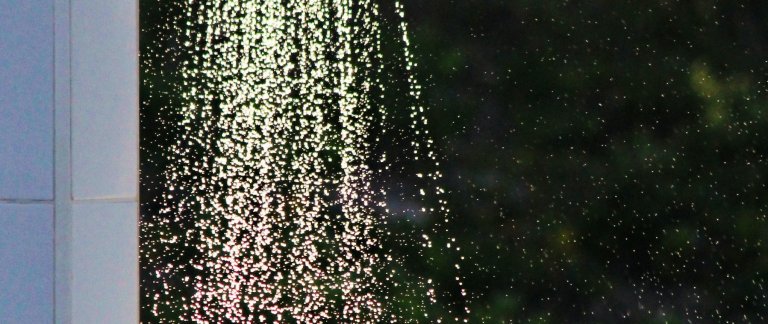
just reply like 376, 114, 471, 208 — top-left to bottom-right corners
142, 1, 768, 322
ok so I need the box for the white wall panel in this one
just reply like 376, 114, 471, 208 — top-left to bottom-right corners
71, 202, 138, 324
0, 204, 54, 324
71, 0, 138, 200
0, 0, 54, 200
0, 0, 140, 321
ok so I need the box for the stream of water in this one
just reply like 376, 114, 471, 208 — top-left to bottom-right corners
142, 1, 465, 322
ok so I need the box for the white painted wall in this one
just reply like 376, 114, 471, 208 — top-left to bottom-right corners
0, 205, 54, 323
0, 0, 138, 323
